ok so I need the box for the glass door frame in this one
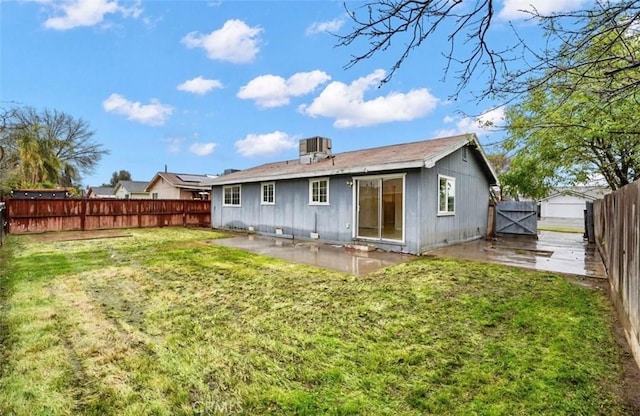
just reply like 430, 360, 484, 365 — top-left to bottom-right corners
352, 173, 406, 243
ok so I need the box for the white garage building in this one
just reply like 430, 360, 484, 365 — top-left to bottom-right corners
538, 187, 609, 220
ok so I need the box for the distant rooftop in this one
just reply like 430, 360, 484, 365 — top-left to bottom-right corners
116, 181, 149, 193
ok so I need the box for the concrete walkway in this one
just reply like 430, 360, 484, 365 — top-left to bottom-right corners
425, 230, 606, 280
210, 230, 606, 280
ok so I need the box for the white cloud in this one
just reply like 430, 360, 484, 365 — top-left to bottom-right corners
299, 69, 438, 128
306, 17, 345, 35
499, 0, 588, 19
102, 93, 173, 126
235, 131, 297, 157
189, 142, 217, 156
435, 106, 505, 137
177, 76, 223, 95
237, 70, 331, 108
181, 19, 262, 63
162, 137, 184, 153
34, 0, 142, 30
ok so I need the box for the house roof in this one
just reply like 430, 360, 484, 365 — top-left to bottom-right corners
208, 134, 498, 186
540, 186, 610, 202
87, 186, 114, 196
145, 172, 214, 192
115, 180, 149, 193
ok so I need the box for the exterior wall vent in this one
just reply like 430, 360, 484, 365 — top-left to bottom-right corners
299, 136, 332, 164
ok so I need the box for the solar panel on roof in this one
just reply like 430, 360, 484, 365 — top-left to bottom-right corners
176, 174, 206, 183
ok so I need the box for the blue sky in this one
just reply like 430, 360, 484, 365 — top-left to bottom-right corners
0, 0, 589, 187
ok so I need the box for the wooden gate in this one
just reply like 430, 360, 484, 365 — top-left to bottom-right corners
495, 201, 537, 236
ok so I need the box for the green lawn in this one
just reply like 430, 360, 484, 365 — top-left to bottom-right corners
537, 225, 584, 233
0, 228, 630, 415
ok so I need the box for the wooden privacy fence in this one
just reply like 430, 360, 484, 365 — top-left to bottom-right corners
593, 180, 640, 369
6, 199, 211, 234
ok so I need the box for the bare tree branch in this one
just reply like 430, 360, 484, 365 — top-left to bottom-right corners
339, 0, 640, 103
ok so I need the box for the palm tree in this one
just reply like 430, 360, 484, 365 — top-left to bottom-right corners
14, 127, 60, 187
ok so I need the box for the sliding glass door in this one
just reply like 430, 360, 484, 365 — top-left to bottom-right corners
356, 175, 404, 241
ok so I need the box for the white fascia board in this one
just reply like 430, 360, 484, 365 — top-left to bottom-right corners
176, 185, 212, 191
422, 138, 469, 168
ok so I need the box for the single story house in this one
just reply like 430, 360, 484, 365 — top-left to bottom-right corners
538, 186, 609, 219
208, 134, 498, 254
145, 172, 214, 200
86, 186, 115, 199
113, 181, 150, 199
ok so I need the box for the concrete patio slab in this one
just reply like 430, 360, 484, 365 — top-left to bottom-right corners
425, 230, 606, 280
210, 234, 414, 276
210, 230, 606, 280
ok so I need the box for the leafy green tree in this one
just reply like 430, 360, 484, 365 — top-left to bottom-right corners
500, 26, 640, 198
0, 106, 108, 190
486, 152, 513, 200
106, 170, 132, 187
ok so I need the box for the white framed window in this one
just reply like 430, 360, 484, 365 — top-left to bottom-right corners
223, 185, 241, 206
438, 175, 455, 215
309, 178, 329, 205
152, 192, 158, 200
261, 182, 275, 205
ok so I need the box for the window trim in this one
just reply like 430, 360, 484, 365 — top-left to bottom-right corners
309, 178, 330, 205
437, 174, 456, 216
222, 184, 242, 207
261, 182, 275, 205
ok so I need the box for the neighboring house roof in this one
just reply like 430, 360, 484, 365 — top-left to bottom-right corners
87, 186, 114, 197
145, 172, 214, 192
114, 180, 149, 194
208, 134, 498, 186
540, 186, 610, 202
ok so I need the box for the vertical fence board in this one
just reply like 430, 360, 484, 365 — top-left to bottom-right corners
594, 181, 640, 369
0, 202, 5, 246
6, 199, 211, 234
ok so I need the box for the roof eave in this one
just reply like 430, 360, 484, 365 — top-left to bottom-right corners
209, 160, 426, 185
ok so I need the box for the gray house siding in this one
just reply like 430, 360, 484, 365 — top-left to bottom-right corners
212, 175, 356, 245
418, 148, 491, 252
211, 145, 492, 255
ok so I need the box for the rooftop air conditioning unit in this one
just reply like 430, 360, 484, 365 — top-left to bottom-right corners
299, 137, 332, 164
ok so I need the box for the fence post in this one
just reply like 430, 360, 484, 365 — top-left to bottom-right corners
183, 201, 187, 227
80, 199, 86, 231
486, 200, 496, 239
584, 201, 595, 243
0, 202, 5, 247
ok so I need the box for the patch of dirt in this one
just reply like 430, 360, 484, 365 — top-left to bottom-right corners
567, 279, 640, 412
26, 230, 132, 243
88, 285, 145, 329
